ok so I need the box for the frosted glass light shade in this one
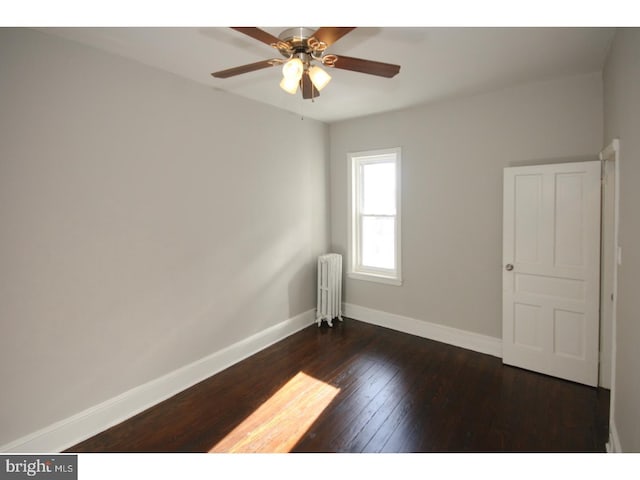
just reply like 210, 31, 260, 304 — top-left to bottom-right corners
308, 65, 331, 91
280, 76, 299, 94
282, 58, 304, 81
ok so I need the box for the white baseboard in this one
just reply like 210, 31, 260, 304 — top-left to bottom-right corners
343, 303, 502, 358
606, 421, 622, 453
1, 309, 316, 453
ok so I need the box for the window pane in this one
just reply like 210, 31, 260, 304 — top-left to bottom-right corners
361, 216, 395, 269
362, 161, 395, 215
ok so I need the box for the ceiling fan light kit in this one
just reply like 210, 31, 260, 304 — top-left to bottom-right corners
280, 75, 300, 95
282, 57, 304, 82
307, 65, 331, 92
211, 27, 401, 100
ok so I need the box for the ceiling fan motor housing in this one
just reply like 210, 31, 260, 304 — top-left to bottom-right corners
279, 28, 315, 47
276, 27, 327, 62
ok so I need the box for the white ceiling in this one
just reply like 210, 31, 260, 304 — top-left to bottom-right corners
40, 27, 616, 123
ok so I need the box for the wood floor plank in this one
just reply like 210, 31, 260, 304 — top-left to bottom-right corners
329, 366, 404, 452
369, 342, 451, 452
291, 357, 395, 452
66, 318, 610, 453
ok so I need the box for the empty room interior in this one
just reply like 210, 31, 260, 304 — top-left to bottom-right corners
2, 22, 640, 458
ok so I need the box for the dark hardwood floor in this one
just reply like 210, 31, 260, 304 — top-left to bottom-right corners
66, 319, 610, 453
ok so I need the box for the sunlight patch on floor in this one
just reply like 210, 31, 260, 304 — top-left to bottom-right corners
209, 371, 340, 453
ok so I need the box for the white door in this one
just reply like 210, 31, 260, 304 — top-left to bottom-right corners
502, 161, 601, 386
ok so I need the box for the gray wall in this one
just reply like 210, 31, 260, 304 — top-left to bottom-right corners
0, 28, 329, 446
603, 27, 640, 452
330, 72, 603, 339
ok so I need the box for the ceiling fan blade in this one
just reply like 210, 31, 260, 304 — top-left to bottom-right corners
311, 27, 356, 47
301, 73, 319, 100
332, 55, 401, 78
231, 27, 281, 47
211, 59, 279, 79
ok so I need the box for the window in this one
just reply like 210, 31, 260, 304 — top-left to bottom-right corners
348, 147, 402, 285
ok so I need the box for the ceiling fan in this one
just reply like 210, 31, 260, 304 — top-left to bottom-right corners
211, 27, 401, 99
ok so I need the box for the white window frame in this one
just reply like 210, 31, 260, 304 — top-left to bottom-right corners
348, 147, 402, 286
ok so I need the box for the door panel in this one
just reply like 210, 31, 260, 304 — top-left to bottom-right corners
503, 161, 601, 386
555, 173, 585, 267
514, 174, 542, 264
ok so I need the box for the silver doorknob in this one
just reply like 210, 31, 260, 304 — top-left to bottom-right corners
505, 264, 514, 271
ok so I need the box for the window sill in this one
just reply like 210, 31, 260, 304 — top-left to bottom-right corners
347, 271, 403, 286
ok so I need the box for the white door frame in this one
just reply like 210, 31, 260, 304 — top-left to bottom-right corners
599, 138, 620, 453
